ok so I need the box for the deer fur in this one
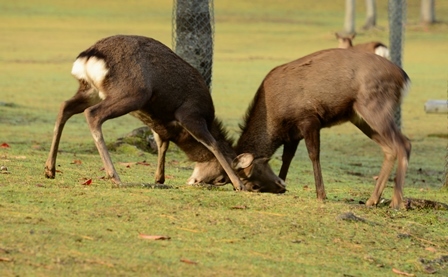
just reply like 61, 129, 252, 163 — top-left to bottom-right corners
44, 35, 287, 193
335, 33, 390, 59
234, 48, 411, 209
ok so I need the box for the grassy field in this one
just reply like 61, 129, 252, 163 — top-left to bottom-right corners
1, 0, 447, 276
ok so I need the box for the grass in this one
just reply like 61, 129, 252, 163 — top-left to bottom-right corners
1, 0, 448, 276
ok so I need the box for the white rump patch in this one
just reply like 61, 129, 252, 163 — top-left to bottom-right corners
71, 56, 109, 100
375, 46, 390, 59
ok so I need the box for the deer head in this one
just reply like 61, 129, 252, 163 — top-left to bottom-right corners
233, 153, 286, 193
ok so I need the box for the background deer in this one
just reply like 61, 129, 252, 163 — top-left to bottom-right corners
335, 32, 390, 59
234, 48, 411, 209
44, 35, 285, 193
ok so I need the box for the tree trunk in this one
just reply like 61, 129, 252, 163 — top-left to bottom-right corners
363, 0, 377, 30
344, 0, 356, 34
421, 0, 436, 24
174, 0, 213, 90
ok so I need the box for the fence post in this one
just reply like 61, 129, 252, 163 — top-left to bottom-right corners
388, 0, 406, 129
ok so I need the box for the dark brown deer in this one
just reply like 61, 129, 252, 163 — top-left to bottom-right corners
44, 35, 285, 193
234, 48, 411, 209
335, 33, 390, 59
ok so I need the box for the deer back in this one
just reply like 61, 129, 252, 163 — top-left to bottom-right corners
237, 48, 408, 157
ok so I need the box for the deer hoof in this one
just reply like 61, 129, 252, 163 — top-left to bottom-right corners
44, 167, 55, 179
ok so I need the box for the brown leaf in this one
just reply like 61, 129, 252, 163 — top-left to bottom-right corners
138, 234, 171, 240
81, 179, 92, 186
425, 246, 437, 253
137, 161, 151, 166
0, 143, 10, 148
392, 268, 415, 276
180, 258, 198, 265
230, 205, 247, 210
55, 169, 63, 173
119, 162, 136, 168
0, 257, 12, 262
71, 159, 82, 165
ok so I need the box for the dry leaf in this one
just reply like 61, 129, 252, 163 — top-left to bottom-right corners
81, 179, 92, 186
119, 162, 136, 168
230, 205, 247, 210
137, 161, 151, 166
138, 234, 170, 240
0, 257, 12, 262
71, 160, 82, 165
425, 246, 437, 253
55, 169, 63, 173
392, 268, 415, 276
0, 143, 10, 148
180, 258, 198, 265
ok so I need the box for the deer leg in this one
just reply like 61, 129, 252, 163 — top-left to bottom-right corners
176, 115, 245, 191
45, 89, 98, 179
84, 96, 146, 187
279, 141, 299, 181
303, 125, 326, 200
351, 117, 404, 208
390, 133, 411, 209
152, 131, 169, 184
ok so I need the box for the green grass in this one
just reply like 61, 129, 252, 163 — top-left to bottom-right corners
1, 0, 448, 276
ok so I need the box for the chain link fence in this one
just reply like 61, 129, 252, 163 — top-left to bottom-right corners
388, 0, 406, 129
172, 0, 214, 91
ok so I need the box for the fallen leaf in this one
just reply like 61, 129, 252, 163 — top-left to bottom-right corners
81, 179, 92, 186
0, 257, 12, 262
425, 246, 437, 253
176, 227, 203, 233
36, 184, 45, 187
230, 205, 247, 210
55, 169, 63, 173
0, 143, 10, 148
138, 234, 170, 240
137, 161, 151, 166
71, 160, 82, 165
13, 155, 26, 159
119, 162, 136, 168
180, 258, 198, 265
423, 266, 437, 274
257, 211, 286, 217
392, 268, 415, 276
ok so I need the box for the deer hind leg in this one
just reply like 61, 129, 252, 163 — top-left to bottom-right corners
84, 94, 147, 187
45, 83, 100, 179
350, 114, 410, 209
175, 112, 244, 191
152, 131, 169, 184
279, 141, 300, 181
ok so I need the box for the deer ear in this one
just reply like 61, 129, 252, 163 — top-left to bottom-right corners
232, 153, 254, 170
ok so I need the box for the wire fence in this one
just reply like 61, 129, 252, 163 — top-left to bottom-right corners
172, 0, 214, 91
388, 0, 406, 129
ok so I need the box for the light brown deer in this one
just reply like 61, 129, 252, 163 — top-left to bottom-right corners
234, 48, 411, 209
44, 35, 286, 193
335, 33, 390, 59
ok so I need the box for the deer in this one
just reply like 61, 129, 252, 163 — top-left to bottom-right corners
232, 48, 411, 209
44, 35, 286, 193
335, 32, 390, 59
